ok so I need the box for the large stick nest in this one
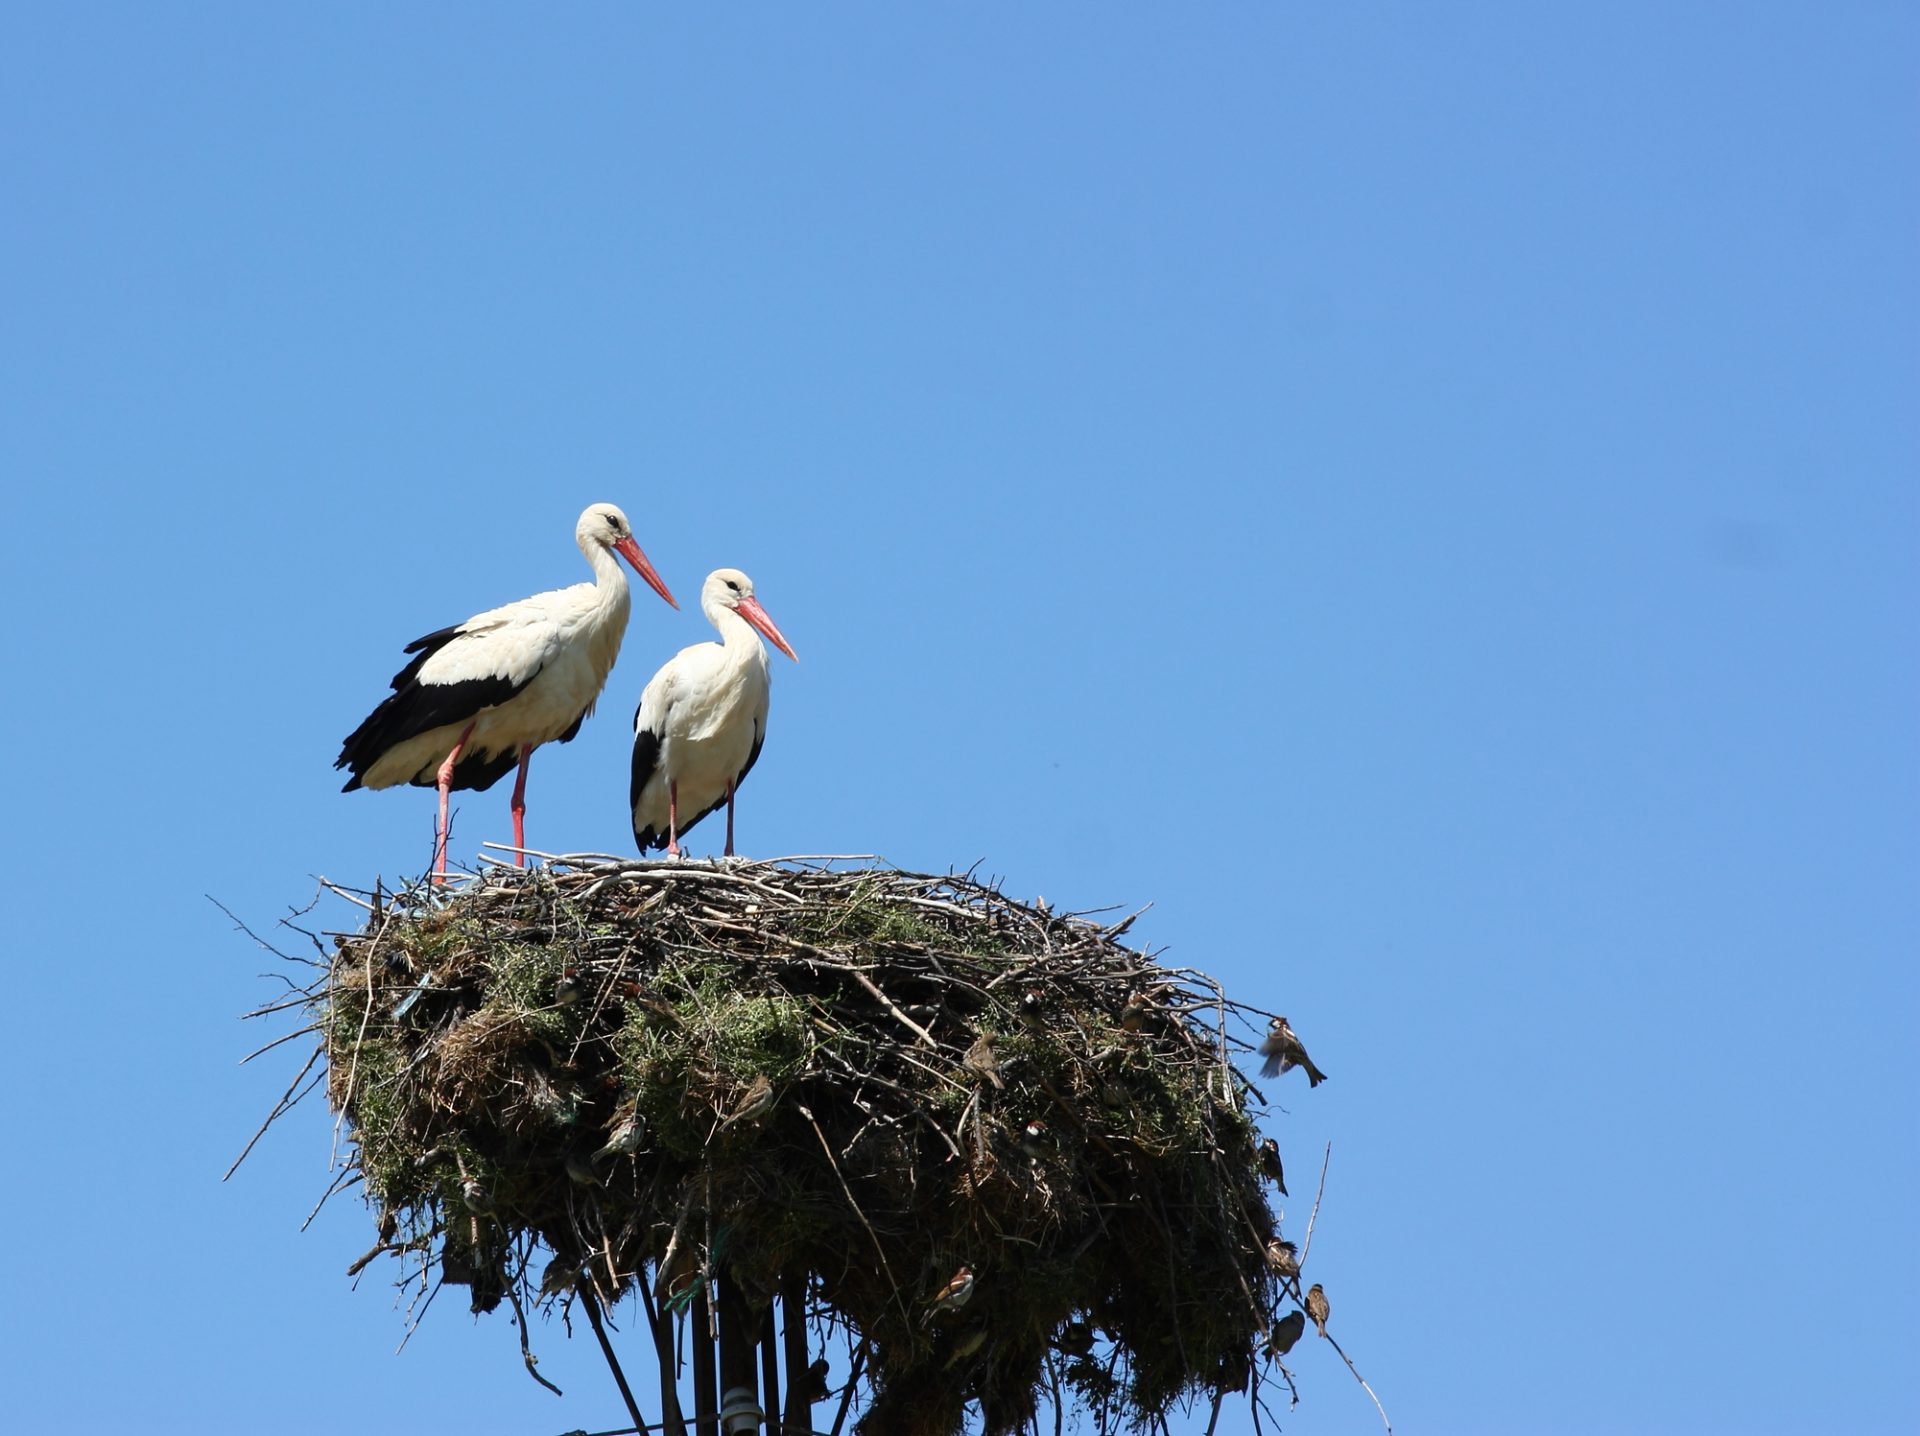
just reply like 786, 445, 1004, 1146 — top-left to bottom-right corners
316, 858, 1305, 1435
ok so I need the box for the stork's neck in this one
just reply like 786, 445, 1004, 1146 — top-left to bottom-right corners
584, 540, 633, 615
706, 600, 768, 666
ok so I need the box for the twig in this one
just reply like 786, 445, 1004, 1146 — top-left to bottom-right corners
1203, 1388, 1224, 1436
238, 1023, 321, 1064
300, 1164, 362, 1231
207, 894, 307, 963
1324, 1330, 1393, 1435
346, 1240, 404, 1277
223, 1044, 322, 1180
503, 1280, 563, 1397
1301, 1142, 1331, 1264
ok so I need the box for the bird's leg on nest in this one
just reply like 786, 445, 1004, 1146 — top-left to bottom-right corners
509, 743, 533, 866
433, 722, 477, 883
667, 781, 680, 857
724, 778, 735, 858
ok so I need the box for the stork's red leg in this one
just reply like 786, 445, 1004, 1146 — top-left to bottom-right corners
667, 780, 680, 857
433, 722, 478, 884
724, 778, 736, 858
510, 743, 534, 866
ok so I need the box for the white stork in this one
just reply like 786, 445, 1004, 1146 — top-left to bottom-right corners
337, 502, 677, 879
630, 568, 797, 857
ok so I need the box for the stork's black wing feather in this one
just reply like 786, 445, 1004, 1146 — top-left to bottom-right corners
629, 720, 665, 849
335, 623, 534, 790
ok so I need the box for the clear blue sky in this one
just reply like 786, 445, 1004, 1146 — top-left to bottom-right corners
1, 6, 1913, 1434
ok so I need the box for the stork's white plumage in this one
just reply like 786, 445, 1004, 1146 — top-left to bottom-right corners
630, 568, 797, 857
337, 503, 677, 879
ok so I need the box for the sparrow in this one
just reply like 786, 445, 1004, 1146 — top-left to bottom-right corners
1256, 1138, 1288, 1194
1018, 988, 1047, 1025
1305, 1283, 1330, 1336
943, 1327, 989, 1368
1057, 1319, 1095, 1357
1018, 1119, 1050, 1160
565, 1150, 602, 1187
923, 1265, 975, 1322
554, 966, 586, 1006
799, 1357, 830, 1404
717, 1074, 775, 1130
593, 1110, 648, 1162
460, 1178, 495, 1215
1119, 992, 1150, 1032
1265, 1309, 1305, 1358
1258, 1016, 1328, 1086
963, 1033, 1005, 1089
538, 1255, 581, 1299
1265, 1239, 1300, 1282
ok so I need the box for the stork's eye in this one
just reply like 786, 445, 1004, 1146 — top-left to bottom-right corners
726, 580, 742, 593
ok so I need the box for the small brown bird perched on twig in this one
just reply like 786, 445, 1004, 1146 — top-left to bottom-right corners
922, 1264, 975, 1323
1264, 1309, 1305, 1358
799, 1357, 830, 1404
716, 1073, 774, 1130
1057, 1318, 1094, 1357
1255, 1137, 1288, 1194
460, 1178, 494, 1214
1305, 1282, 1330, 1336
538, 1255, 581, 1299
1019, 1119, 1050, 1160
1259, 1016, 1328, 1086
1265, 1238, 1300, 1282
592, 1108, 646, 1162
963, 1032, 1005, 1089
944, 1327, 989, 1368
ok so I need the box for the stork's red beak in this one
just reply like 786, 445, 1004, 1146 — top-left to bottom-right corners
734, 595, 798, 661
614, 536, 678, 609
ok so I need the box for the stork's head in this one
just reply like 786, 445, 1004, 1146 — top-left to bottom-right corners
579, 503, 677, 609
705, 568, 798, 661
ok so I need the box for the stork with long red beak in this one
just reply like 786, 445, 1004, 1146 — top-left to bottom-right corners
630, 568, 797, 857
337, 502, 677, 880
